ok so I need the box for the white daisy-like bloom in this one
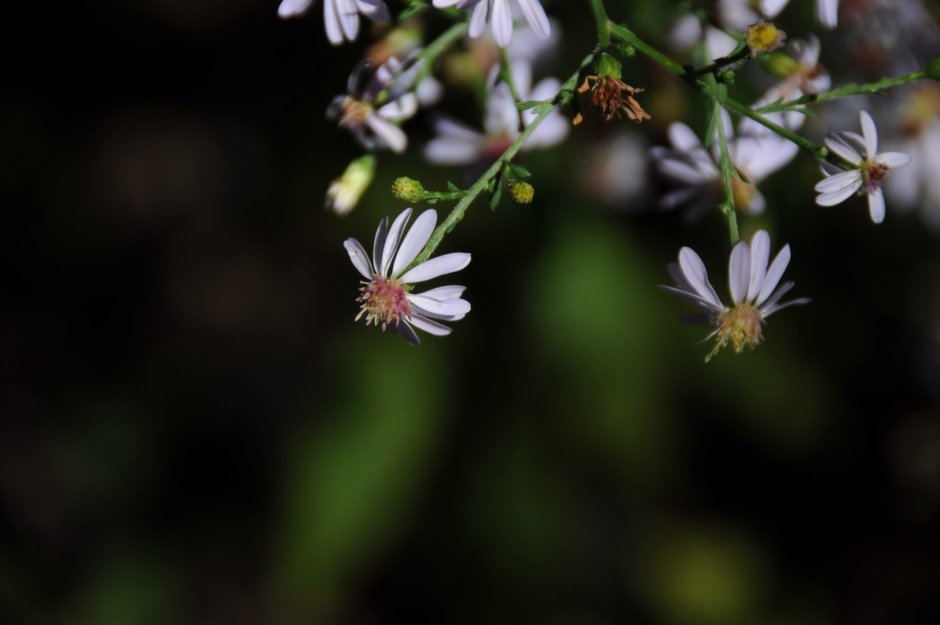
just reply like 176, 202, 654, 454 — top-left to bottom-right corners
344, 208, 471, 345
718, 0, 790, 32
327, 58, 420, 154
814, 111, 911, 224
650, 111, 798, 218
277, 0, 390, 46
425, 60, 568, 166
433, 0, 551, 48
663, 230, 810, 361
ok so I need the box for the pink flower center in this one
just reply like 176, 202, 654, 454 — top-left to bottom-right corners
356, 276, 411, 330
862, 160, 889, 194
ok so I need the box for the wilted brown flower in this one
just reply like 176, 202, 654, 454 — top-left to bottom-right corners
573, 75, 651, 125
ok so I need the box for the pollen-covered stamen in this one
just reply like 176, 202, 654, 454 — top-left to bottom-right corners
340, 97, 375, 129
708, 303, 764, 361
862, 160, 890, 194
356, 276, 412, 330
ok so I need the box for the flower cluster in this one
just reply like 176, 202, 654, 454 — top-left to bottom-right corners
277, 0, 939, 355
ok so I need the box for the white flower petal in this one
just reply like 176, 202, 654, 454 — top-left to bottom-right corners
868, 187, 886, 224
354, 0, 390, 21
825, 133, 863, 165
516, 0, 551, 39
392, 209, 437, 276
761, 0, 790, 18
344, 237, 374, 278
814, 169, 861, 194
728, 240, 751, 305
372, 215, 388, 274
746, 230, 770, 303
381, 208, 412, 277
660, 285, 725, 312
365, 115, 407, 153
424, 135, 484, 165
409, 314, 453, 336
875, 152, 911, 168
762, 296, 812, 317
490, 0, 514, 47
322, 0, 344, 45
378, 94, 418, 122
859, 111, 878, 158
468, 1, 489, 39
678, 247, 724, 309
407, 294, 471, 319
399, 252, 471, 283
817, 0, 838, 29
278, 0, 315, 18
396, 320, 421, 345
417, 285, 467, 301
817, 182, 861, 206
756, 244, 791, 307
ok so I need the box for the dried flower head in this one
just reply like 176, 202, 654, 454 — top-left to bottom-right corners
573, 75, 651, 126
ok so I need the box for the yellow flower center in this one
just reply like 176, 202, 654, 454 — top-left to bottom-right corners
708, 303, 764, 362
747, 22, 784, 55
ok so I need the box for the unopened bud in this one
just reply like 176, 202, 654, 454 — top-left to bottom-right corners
762, 51, 798, 77
746, 21, 785, 55
509, 181, 534, 204
391, 176, 425, 202
326, 155, 375, 216
927, 58, 940, 81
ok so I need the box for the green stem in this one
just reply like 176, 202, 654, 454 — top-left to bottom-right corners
498, 47, 523, 103
607, 21, 686, 76
713, 100, 740, 246
588, 0, 610, 47
410, 51, 598, 267
756, 69, 928, 114
687, 46, 749, 78
723, 96, 828, 158
405, 22, 468, 91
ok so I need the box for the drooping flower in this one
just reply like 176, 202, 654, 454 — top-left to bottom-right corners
327, 58, 420, 154
663, 230, 810, 361
344, 208, 471, 345
277, 0, 390, 46
814, 110, 911, 224
425, 60, 568, 166
433, 0, 551, 48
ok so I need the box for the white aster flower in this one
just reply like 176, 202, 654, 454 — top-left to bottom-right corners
344, 208, 471, 345
278, 0, 390, 46
425, 60, 568, 166
651, 111, 798, 218
433, 0, 551, 48
663, 230, 810, 361
328, 58, 420, 154
814, 110, 911, 224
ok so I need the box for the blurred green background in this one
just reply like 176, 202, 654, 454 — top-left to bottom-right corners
2, 0, 940, 624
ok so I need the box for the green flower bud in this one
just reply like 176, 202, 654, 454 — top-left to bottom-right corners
391, 176, 426, 202
762, 51, 798, 77
509, 181, 534, 205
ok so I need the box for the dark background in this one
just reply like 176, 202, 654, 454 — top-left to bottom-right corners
2, 1, 940, 623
